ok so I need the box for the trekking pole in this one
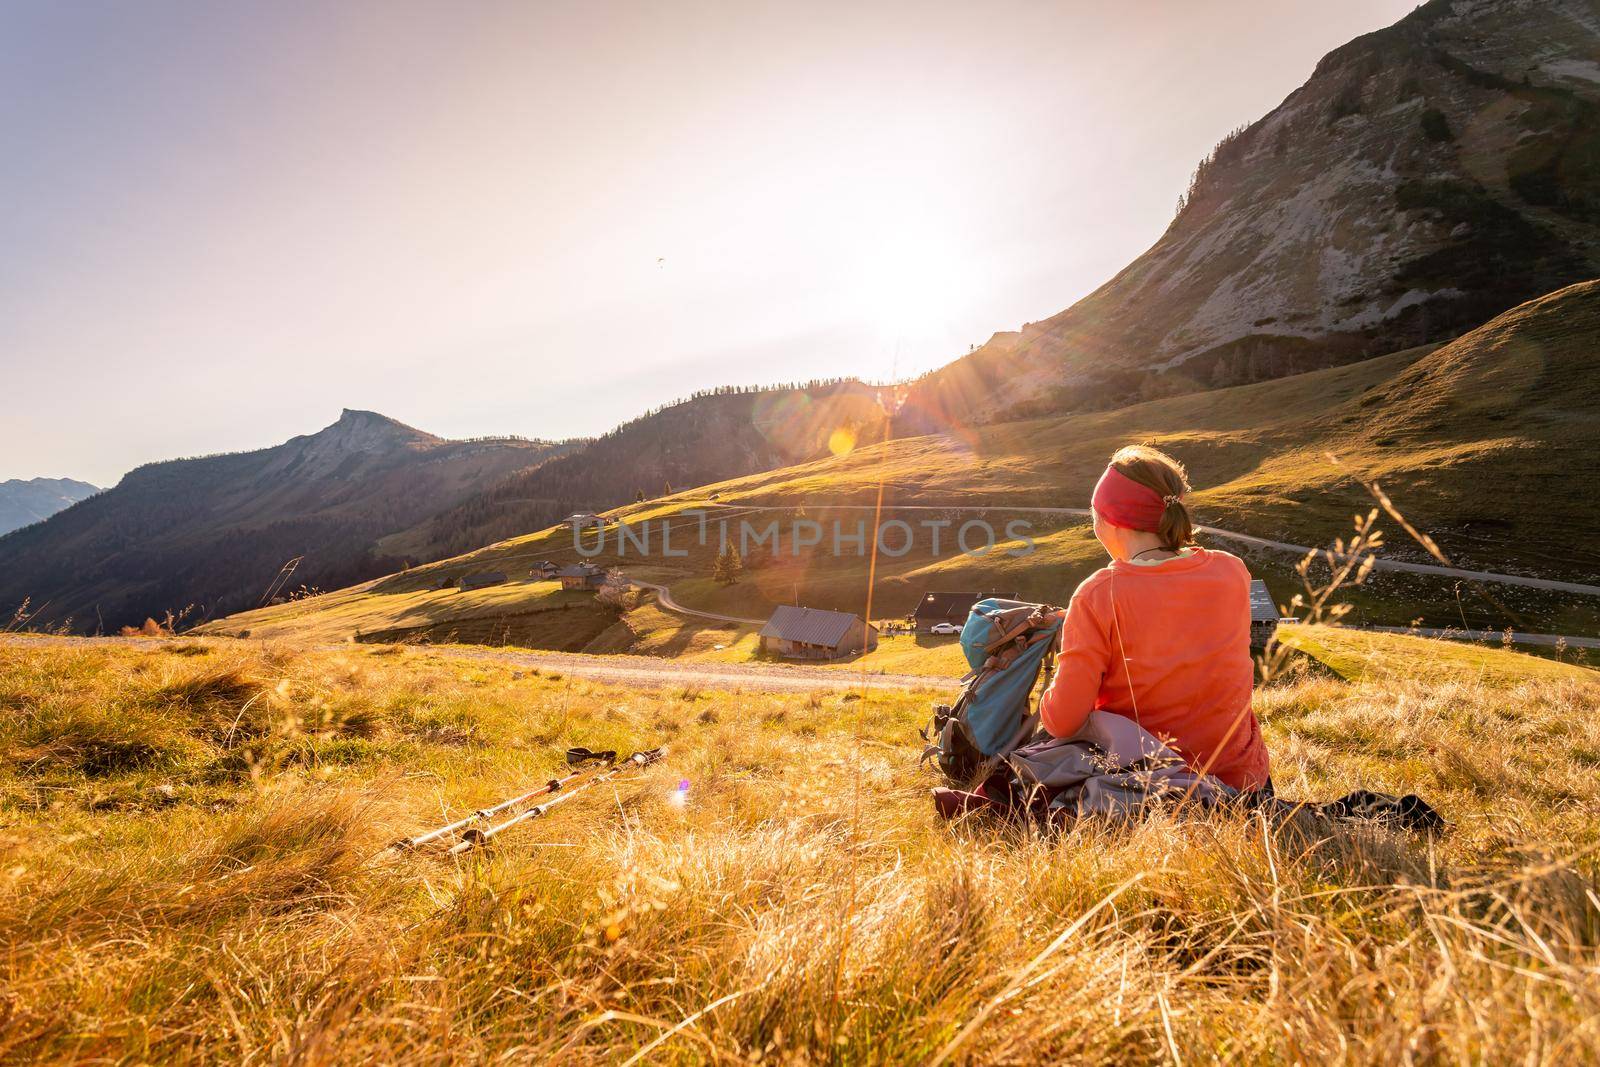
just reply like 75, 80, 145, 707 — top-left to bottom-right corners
391, 747, 617, 852
447, 746, 668, 856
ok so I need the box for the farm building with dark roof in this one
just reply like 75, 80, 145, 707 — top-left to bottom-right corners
1249, 579, 1278, 651
759, 605, 878, 660
556, 562, 607, 590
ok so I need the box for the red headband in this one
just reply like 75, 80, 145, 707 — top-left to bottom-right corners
1091, 466, 1172, 532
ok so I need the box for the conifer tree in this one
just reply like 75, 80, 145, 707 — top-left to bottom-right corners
712, 543, 743, 585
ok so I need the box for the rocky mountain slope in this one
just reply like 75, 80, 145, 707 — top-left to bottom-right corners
378, 380, 892, 561
0, 477, 98, 536
0, 411, 565, 631
902, 0, 1600, 428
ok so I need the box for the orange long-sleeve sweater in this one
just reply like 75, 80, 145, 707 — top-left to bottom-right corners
1038, 547, 1270, 791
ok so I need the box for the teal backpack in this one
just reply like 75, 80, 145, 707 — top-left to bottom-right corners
922, 599, 1065, 786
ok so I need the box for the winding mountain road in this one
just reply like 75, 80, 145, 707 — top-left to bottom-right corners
625, 579, 765, 625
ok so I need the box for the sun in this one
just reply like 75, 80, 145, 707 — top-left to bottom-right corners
847, 229, 970, 332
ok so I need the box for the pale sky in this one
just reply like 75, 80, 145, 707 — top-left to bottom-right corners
1, 0, 1418, 487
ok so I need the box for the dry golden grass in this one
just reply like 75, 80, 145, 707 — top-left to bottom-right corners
2, 637, 1599, 1063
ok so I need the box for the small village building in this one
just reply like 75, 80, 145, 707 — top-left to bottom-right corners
457, 571, 508, 591
759, 605, 878, 660
565, 512, 605, 530
556, 562, 607, 590
1249, 579, 1278, 651
532, 560, 560, 579
910, 591, 1019, 633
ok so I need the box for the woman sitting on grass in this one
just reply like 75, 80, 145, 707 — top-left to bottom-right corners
1038, 445, 1271, 792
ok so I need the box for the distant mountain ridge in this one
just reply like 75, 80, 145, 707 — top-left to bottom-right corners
901, 0, 1600, 427
0, 387, 895, 632
0, 410, 566, 631
380, 380, 893, 560
0, 477, 99, 536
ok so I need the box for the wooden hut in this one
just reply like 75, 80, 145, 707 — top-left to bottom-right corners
556, 562, 607, 590
759, 605, 878, 660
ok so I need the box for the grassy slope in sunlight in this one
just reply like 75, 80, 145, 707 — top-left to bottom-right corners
198, 285, 1600, 652
3, 637, 1599, 1062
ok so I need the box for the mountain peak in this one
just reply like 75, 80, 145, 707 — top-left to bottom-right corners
330, 408, 436, 439
263, 409, 446, 480
0, 477, 100, 536
300, 409, 441, 453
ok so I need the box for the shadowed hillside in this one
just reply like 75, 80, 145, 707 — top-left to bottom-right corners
378, 380, 893, 561
0, 411, 568, 632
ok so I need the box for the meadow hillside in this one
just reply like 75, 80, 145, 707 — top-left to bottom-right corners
901, 0, 1600, 425
714, 281, 1600, 583
0, 411, 569, 634
205, 282, 1600, 651
2, 635, 1597, 1062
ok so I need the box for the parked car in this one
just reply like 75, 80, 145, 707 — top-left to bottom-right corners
929, 622, 962, 636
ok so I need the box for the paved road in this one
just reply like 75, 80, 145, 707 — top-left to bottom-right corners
689, 501, 1600, 597
626, 579, 766, 625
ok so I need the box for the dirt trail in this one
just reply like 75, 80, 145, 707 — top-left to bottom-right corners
0, 635, 958, 694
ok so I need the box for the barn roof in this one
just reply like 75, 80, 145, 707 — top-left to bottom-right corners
759, 605, 863, 647
555, 563, 604, 578
911, 591, 1019, 621
1248, 579, 1277, 623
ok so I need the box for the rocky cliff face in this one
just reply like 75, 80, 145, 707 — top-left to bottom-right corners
903, 0, 1600, 427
